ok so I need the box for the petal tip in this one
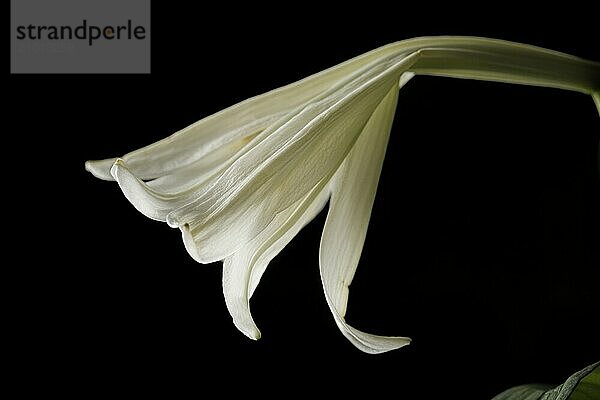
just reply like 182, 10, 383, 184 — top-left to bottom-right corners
245, 327, 261, 341
85, 158, 119, 181
234, 317, 261, 341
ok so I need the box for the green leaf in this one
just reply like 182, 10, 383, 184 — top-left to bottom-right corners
492, 363, 599, 400
568, 364, 600, 400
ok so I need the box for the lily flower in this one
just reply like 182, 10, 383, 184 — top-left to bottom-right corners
86, 37, 600, 354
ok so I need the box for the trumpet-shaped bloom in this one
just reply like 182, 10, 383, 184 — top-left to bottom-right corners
86, 37, 600, 353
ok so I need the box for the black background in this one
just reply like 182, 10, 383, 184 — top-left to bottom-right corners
8, 3, 600, 397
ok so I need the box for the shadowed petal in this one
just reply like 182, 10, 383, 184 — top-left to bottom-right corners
222, 182, 329, 340
320, 77, 411, 353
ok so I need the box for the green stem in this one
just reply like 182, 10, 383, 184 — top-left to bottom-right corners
379, 37, 600, 95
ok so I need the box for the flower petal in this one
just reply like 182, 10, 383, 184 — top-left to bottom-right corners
222, 182, 329, 340
144, 132, 259, 193
108, 131, 259, 221
91, 55, 418, 224
319, 77, 411, 354
106, 110, 307, 222
84, 43, 414, 181
168, 53, 421, 264
84, 114, 276, 181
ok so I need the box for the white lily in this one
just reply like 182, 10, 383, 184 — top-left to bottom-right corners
86, 37, 600, 354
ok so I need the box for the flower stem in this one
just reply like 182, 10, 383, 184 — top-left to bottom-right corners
370, 37, 600, 96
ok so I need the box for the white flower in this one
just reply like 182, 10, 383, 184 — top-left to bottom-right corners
86, 37, 599, 353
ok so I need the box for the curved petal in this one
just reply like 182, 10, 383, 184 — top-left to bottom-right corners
84, 43, 414, 181
222, 182, 329, 340
106, 110, 304, 222
94, 54, 414, 225
169, 53, 421, 264
319, 79, 411, 354
107, 131, 259, 221
110, 159, 195, 221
